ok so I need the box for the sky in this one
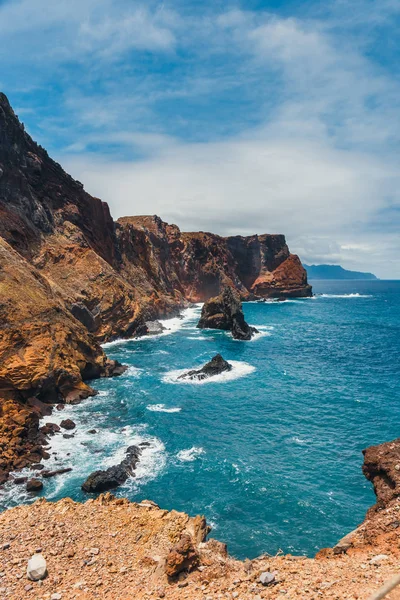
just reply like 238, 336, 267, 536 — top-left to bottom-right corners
0, 0, 399, 277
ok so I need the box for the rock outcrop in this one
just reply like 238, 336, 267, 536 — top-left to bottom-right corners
178, 354, 232, 381
0, 91, 311, 481
81, 445, 141, 493
197, 287, 258, 340
362, 438, 400, 514
165, 533, 199, 578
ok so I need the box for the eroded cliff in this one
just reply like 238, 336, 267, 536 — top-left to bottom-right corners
0, 91, 311, 480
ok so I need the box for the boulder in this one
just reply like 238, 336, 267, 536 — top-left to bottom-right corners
60, 419, 76, 430
27, 553, 47, 581
197, 287, 258, 340
40, 422, 61, 435
165, 533, 199, 578
81, 445, 141, 493
26, 478, 43, 492
42, 468, 72, 478
145, 320, 166, 335
13, 476, 28, 485
178, 354, 232, 381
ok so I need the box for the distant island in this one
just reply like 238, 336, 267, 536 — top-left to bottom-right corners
304, 264, 378, 280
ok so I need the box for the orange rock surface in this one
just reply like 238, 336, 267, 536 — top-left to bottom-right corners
0, 487, 399, 600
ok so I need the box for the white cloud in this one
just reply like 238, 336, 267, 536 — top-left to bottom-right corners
2, 0, 399, 277
62, 126, 400, 278
0, 0, 178, 61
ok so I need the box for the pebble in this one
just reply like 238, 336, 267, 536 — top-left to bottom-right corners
24, 584, 33, 591
89, 547, 100, 555
2, 544, 10, 550
51, 594, 62, 600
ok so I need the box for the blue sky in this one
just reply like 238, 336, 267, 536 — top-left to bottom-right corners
1, 0, 400, 277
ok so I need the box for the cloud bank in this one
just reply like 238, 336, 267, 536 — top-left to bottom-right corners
1, 0, 399, 277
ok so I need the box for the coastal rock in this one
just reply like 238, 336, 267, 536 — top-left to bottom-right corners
60, 419, 76, 430
145, 320, 166, 335
26, 478, 43, 492
197, 287, 258, 340
165, 533, 199, 577
42, 468, 72, 478
26, 553, 47, 581
362, 438, 400, 512
178, 354, 232, 381
81, 445, 141, 493
40, 422, 61, 435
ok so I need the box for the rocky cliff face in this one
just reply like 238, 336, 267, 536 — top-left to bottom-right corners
0, 92, 311, 480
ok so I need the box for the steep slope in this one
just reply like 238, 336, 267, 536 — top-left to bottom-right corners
0, 92, 311, 480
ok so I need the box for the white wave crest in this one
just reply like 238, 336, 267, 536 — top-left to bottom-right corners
318, 293, 372, 298
177, 447, 205, 462
146, 404, 182, 413
101, 304, 203, 348
162, 360, 256, 385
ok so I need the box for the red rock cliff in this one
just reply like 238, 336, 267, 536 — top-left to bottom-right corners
0, 92, 311, 480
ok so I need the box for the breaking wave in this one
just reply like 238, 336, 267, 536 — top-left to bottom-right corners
162, 360, 256, 384
146, 404, 182, 413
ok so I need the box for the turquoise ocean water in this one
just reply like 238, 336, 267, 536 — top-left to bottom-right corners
1, 280, 399, 559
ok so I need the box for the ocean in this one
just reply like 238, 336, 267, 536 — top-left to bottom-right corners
1, 280, 399, 559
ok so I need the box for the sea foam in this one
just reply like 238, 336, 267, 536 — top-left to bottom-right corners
146, 404, 182, 413
176, 447, 205, 462
162, 360, 256, 385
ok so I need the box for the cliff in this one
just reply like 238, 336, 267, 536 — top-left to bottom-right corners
0, 92, 311, 481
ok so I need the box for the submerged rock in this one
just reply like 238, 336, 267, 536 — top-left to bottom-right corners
178, 354, 232, 381
81, 445, 141, 493
197, 287, 258, 340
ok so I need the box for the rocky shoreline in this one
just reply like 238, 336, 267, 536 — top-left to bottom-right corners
0, 441, 400, 600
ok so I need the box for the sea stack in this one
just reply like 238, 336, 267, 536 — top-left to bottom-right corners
197, 287, 258, 340
178, 354, 232, 381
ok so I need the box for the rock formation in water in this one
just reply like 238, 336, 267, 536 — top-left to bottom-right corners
0, 91, 310, 481
197, 287, 258, 340
178, 354, 232, 381
81, 445, 142, 493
